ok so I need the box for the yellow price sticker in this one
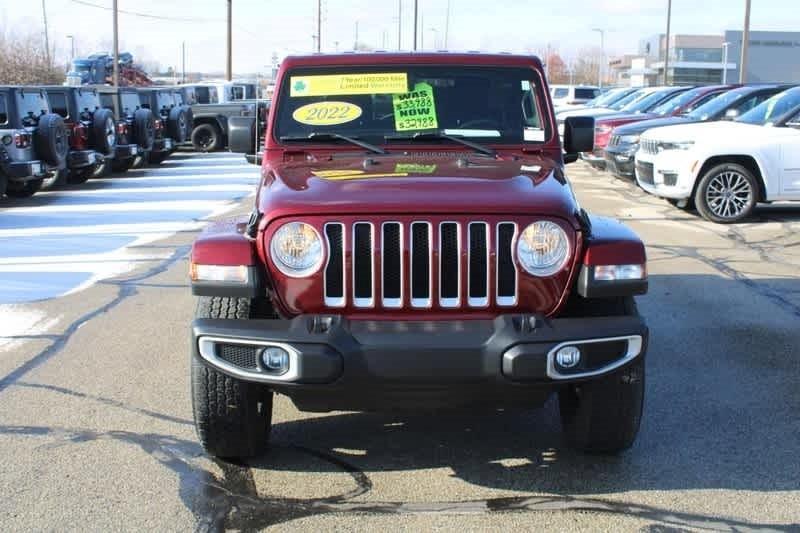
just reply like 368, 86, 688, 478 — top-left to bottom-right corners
292, 101, 363, 126
394, 163, 437, 174
290, 73, 408, 97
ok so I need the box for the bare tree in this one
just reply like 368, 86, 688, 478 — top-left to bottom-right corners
0, 28, 65, 85
571, 47, 606, 85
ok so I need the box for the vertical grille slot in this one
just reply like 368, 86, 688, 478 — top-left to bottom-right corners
497, 222, 517, 306
353, 222, 374, 307
468, 222, 488, 307
410, 222, 432, 307
439, 222, 460, 307
324, 223, 345, 307
382, 222, 402, 308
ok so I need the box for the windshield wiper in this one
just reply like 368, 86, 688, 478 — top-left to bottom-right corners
280, 132, 386, 155
385, 131, 497, 157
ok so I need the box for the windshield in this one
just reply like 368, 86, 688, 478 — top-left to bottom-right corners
75, 90, 100, 114
651, 87, 712, 116
685, 87, 752, 120
609, 90, 644, 110
620, 89, 680, 113
589, 88, 631, 108
275, 65, 550, 146
737, 88, 800, 125
16, 90, 49, 127
73, 61, 92, 73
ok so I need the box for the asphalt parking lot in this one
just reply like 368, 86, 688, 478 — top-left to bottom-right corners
1, 153, 799, 531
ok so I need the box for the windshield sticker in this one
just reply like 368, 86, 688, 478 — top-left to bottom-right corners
394, 163, 437, 174
524, 128, 545, 142
312, 170, 365, 177
292, 101, 362, 126
290, 73, 408, 97
392, 82, 438, 131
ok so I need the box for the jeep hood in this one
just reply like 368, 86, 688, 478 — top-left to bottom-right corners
258, 154, 579, 225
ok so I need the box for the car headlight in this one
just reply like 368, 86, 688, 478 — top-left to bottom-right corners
516, 221, 570, 277
270, 222, 323, 277
619, 134, 640, 144
657, 140, 694, 152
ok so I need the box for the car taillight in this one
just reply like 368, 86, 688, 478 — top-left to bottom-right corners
13, 131, 32, 148
117, 123, 128, 135
74, 123, 89, 141
154, 119, 163, 131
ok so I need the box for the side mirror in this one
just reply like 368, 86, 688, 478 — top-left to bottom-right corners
563, 116, 594, 163
724, 108, 739, 120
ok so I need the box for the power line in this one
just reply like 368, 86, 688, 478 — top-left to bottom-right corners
70, 0, 221, 23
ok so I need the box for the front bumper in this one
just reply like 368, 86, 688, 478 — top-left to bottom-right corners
2, 160, 47, 182
114, 144, 139, 160
635, 150, 697, 199
604, 144, 637, 178
580, 150, 607, 169
67, 149, 104, 170
152, 137, 174, 153
192, 314, 648, 411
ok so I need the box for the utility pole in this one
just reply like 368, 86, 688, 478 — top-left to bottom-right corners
67, 35, 75, 63
397, 0, 402, 49
316, 0, 322, 52
182, 41, 186, 83
722, 41, 730, 83
444, 0, 451, 49
663, 0, 672, 85
592, 29, 605, 88
413, 0, 418, 51
226, 0, 232, 81
354, 21, 359, 50
739, 0, 751, 83
41, 0, 51, 67
112, 0, 119, 86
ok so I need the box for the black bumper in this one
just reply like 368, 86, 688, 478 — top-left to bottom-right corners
604, 144, 637, 178
114, 144, 139, 160
67, 150, 103, 170
2, 160, 47, 181
152, 137, 174, 153
192, 314, 648, 411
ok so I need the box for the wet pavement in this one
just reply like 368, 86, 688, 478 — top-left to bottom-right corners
0, 155, 798, 531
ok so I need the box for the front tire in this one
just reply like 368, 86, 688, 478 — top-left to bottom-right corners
559, 296, 645, 454
694, 163, 758, 223
191, 123, 221, 152
191, 297, 273, 459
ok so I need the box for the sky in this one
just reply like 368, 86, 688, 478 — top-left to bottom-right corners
2, 0, 799, 75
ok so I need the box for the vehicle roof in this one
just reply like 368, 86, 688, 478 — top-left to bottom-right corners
281, 52, 544, 70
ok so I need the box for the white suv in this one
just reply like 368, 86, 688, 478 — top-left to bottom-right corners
635, 87, 800, 223
551, 85, 601, 109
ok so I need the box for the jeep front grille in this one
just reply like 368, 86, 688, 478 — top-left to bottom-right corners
641, 139, 659, 155
323, 221, 518, 309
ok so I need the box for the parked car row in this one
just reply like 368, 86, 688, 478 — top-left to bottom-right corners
558, 84, 800, 223
0, 84, 192, 199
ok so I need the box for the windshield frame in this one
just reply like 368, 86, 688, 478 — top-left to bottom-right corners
270, 63, 556, 150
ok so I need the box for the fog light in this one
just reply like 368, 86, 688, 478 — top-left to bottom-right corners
555, 346, 581, 368
261, 346, 290, 375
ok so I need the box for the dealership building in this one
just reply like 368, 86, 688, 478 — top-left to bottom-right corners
609, 30, 800, 86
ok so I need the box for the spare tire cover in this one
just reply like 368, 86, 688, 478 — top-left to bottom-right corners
168, 107, 188, 143
133, 108, 155, 150
35, 113, 68, 166
92, 108, 117, 155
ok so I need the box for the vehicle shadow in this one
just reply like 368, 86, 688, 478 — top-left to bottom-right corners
250, 273, 800, 497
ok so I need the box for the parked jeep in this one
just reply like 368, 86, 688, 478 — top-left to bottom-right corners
96, 86, 154, 173
38, 86, 116, 184
189, 100, 267, 152
138, 88, 191, 164
190, 53, 649, 459
0, 86, 68, 198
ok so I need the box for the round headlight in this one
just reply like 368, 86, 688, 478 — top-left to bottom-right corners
270, 222, 323, 277
516, 221, 570, 277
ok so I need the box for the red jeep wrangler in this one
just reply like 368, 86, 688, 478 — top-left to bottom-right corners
189, 53, 649, 459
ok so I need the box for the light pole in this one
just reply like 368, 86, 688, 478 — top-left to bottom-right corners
397, 0, 402, 49
740, 0, 751, 83
112, 0, 119, 86
413, 0, 418, 51
721, 41, 730, 83
66, 35, 75, 63
444, 0, 451, 49
316, 0, 321, 52
226, 0, 232, 81
592, 28, 605, 88
663, 0, 672, 85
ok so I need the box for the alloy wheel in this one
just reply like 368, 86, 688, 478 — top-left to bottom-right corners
705, 170, 753, 219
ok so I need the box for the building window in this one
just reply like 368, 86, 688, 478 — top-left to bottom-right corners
674, 48, 723, 62
671, 68, 725, 84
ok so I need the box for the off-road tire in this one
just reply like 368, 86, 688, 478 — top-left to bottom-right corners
133, 109, 155, 151
192, 296, 273, 459
92, 109, 117, 155
5, 178, 44, 198
35, 113, 69, 167
694, 163, 758, 224
191, 123, 221, 152
559, 296, 645, 454
168, 107, 188, 143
